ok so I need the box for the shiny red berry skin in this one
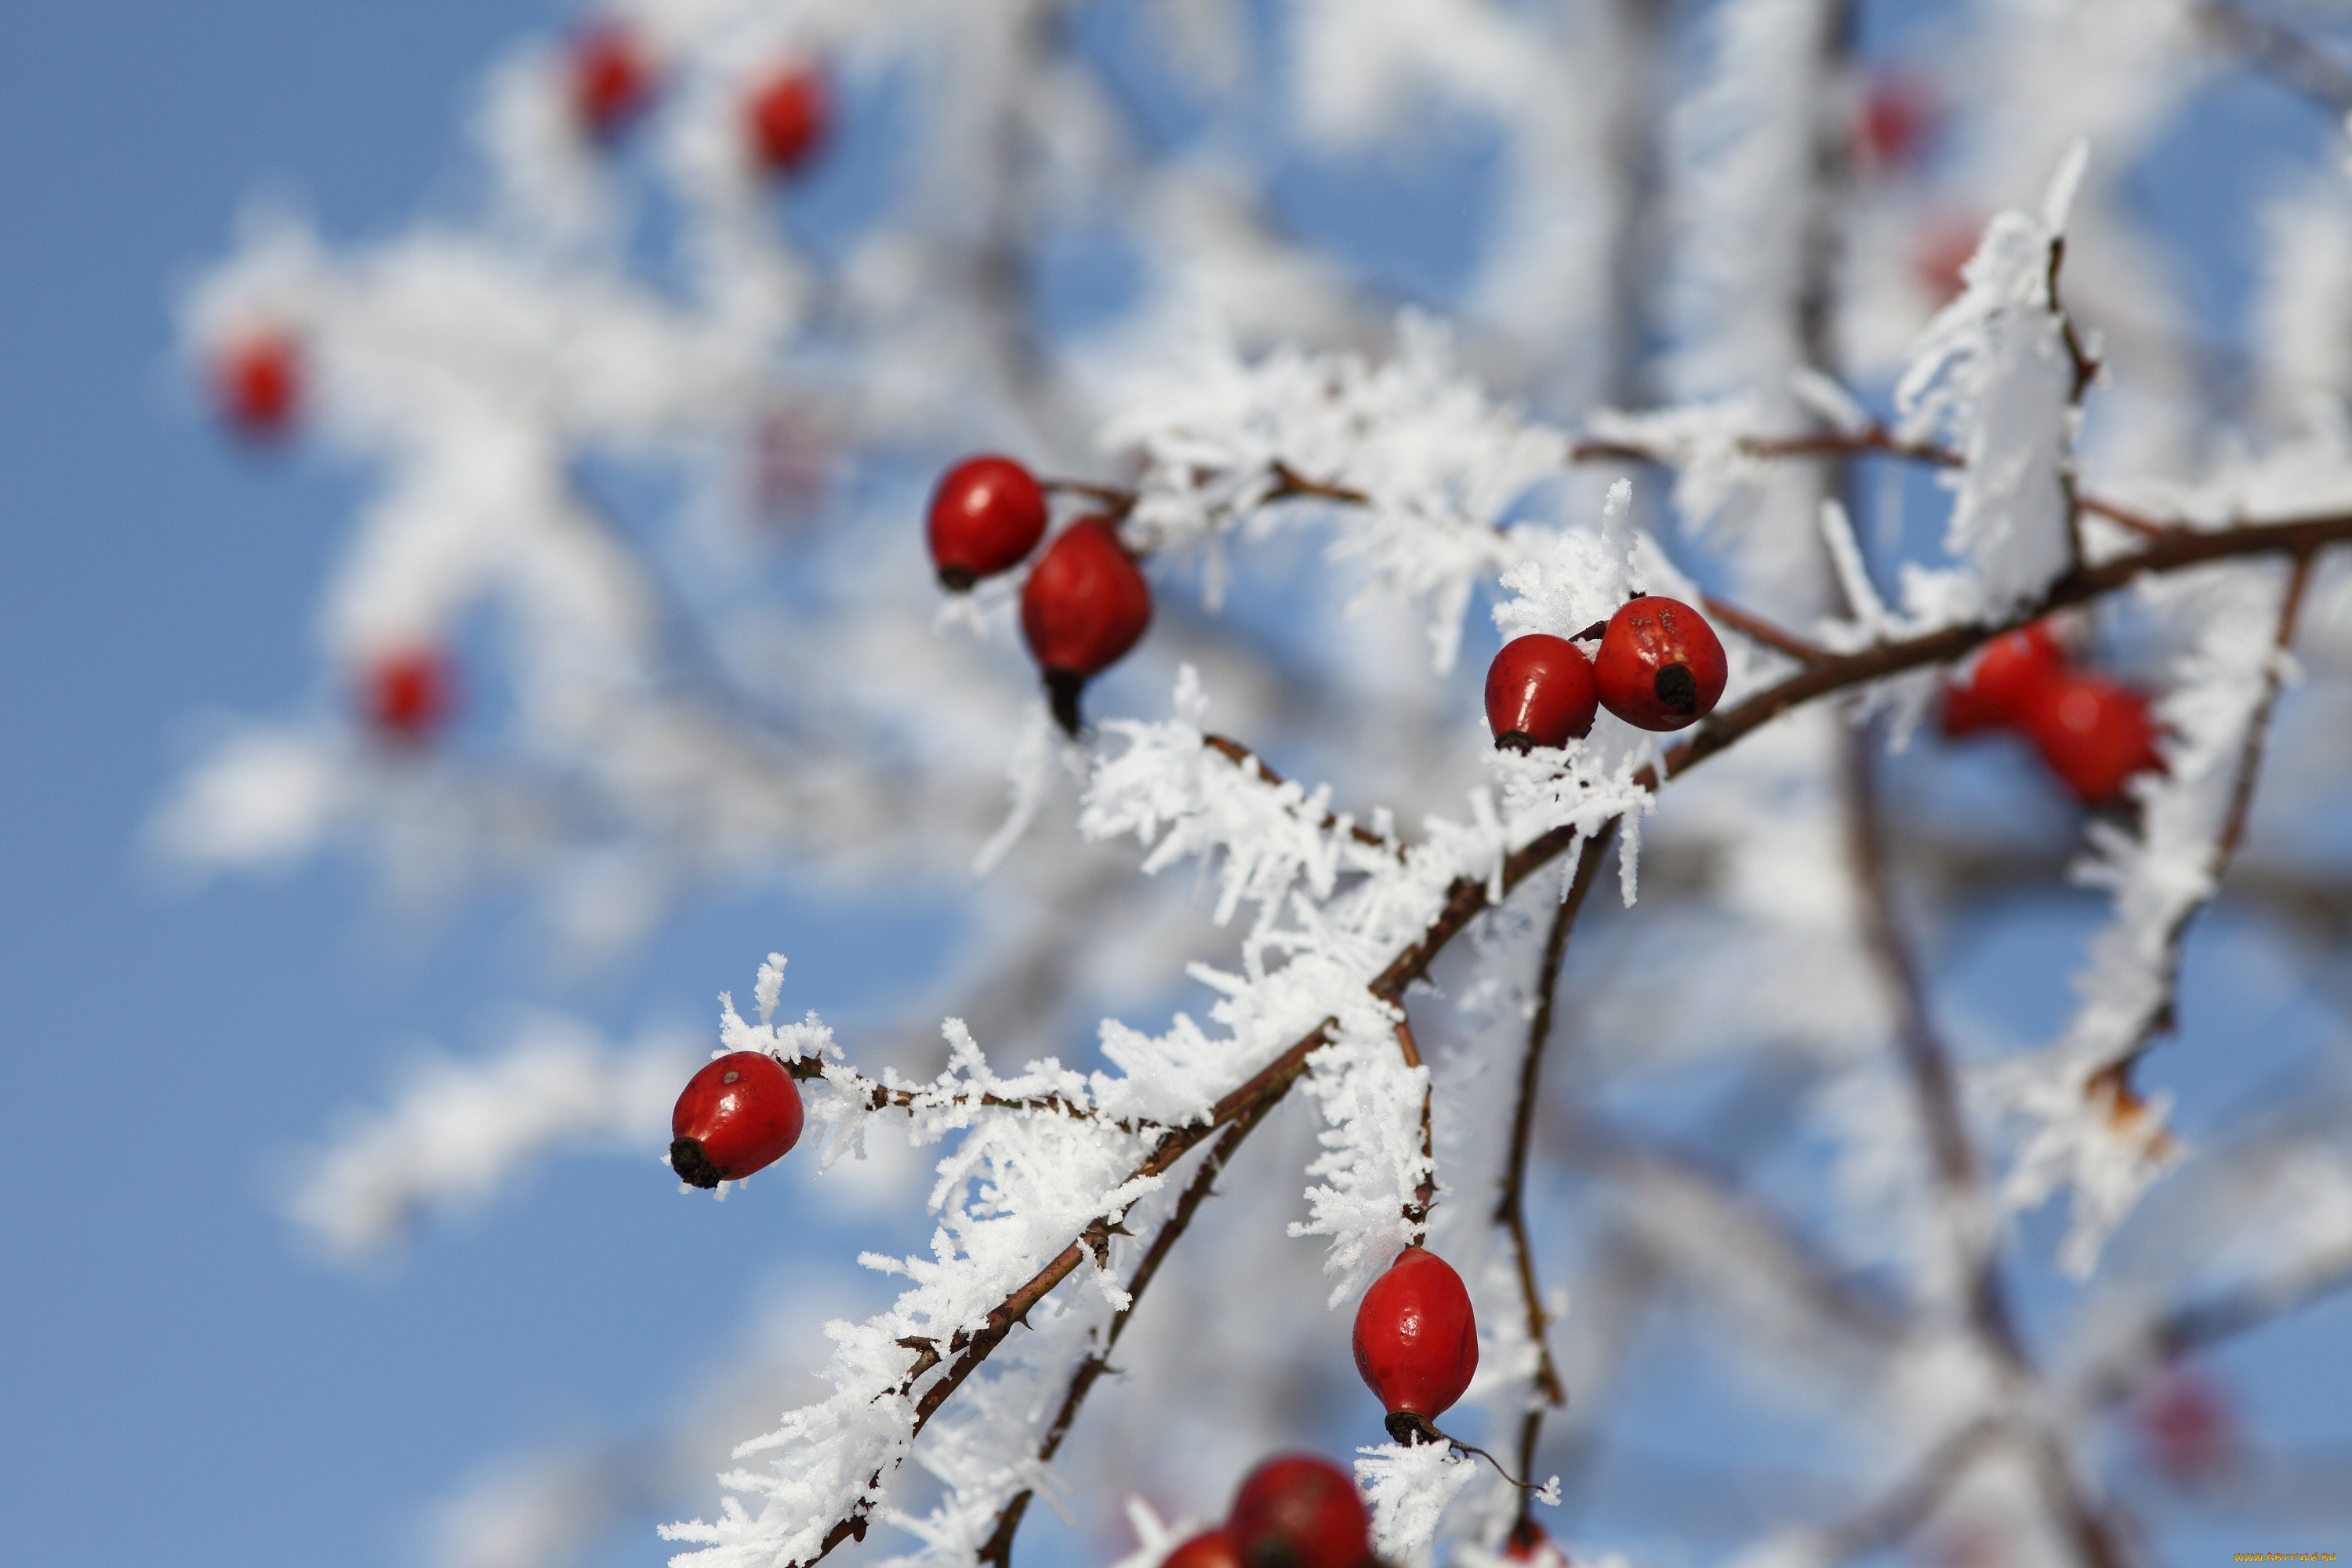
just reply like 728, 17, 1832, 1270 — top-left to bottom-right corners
361, 650, 453, 745
1160, 1529, 1245, 1568
670, 1050, 804, 1189
1593, 597, 1727, 731
2026, 672, 2162, 806
927, 456, 1048, 590
1229, 1454, 1369, 1568
1940, 622, 2063, 737
1352, 1247, 1479, 1438
571, 22, 652, 141
1485, 634, 1598, 750
746, 64, 829, 176
1020, 518, 1152, 735
217, 334, 300, 439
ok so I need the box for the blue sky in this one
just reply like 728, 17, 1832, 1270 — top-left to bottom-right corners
3, 4, 2350, 1567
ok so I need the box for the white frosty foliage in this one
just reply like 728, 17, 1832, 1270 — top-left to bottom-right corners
1354, 1441, 1481, 1566
1986, 560, 2298, 1274
288, 1017, 695, 1261
1099, 316, 1563, 670
1894, 147, 2089, 621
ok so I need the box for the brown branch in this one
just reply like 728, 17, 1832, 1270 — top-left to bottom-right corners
1701, 594, 1828, 663
1817, 1417, 2008, 1564
1497, 829, 1616, 1513
1844, 730, 2130, 1568
2115, 549, 2315, 1066
975, 1096, 1280, 1568
1569, 427, 1965, 471
1396, 1014, 1438, 1236
2201, 0, 2352, 114
793, 509, 2352, 1567
2078, 495, 2176, 540
1203, 732, 1396, 852
779, 1055, 1160, 1134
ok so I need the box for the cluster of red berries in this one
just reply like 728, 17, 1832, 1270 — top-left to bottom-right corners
568, 20, 829, 176
669, 1049, 808, 1189
1939, 621, 2162, 806
926, 455, 1152, 735
1484, 595, 1728, 750
1158, 1453, 1372, 1568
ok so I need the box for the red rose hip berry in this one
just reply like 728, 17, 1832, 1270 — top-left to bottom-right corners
1160, 1529, 1244, 1568
1020, 517, 1152, 735
361, 650, 454, 745
1486, 634, 1599, 750
1593, 596, 1727, 731
1940, 621, 2063, 737
927, 456, 1048, 590
2026, 672, 2162, 806
216, 332, 301, 440
1229, 1454, 1370, 1568
571, 21, 652, 141
1352, 1246, 1479, 1443
670, 1050, 804, 1189
746, 64, 829, 176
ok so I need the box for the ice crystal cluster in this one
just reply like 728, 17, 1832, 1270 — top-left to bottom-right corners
165, 2, 2352, 1567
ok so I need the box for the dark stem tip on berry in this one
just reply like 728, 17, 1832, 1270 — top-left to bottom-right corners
1571, 620, 1606, 641
1044, 668, 1087, 737
936, 565, 978, 593
1494, 731, 1537, 754
670, 1136, 724, 1189
1385, 1410, 1443, 1446
1243, 1541, 1301, 1568
1653, 662, 1697, 714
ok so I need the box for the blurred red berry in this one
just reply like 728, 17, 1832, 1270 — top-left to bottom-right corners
1486, 634, 1599, 750
927, 455, 1048, 590
1229, 1455, 1368, 1568
361, 650, 453, 745
670, 1050, 804, 1189
1857, 72, 1936, 172
216, 332, 301, 440
1940, 622, 2065, 737
2027, 671, 2163, 805
571, 21, 652, 141
1353, 1246, 1479, 1441
1020, 517, 1152, 735
1594, 596, 1728, 731
1912, 215, 1984, 306
1160, 1529, 1244, 1568
2132, 1366, 2238, 1484
1504, 1520, 1566, 1567
746, 64, 829, 176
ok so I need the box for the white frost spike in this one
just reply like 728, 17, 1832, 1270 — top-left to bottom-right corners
754, 954, 788, 1028
1354, 1440, 1481, 1566
1893, 151, 2089, 617
975, 703, 1071, 877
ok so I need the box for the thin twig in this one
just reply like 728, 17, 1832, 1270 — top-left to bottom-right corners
975, 1097, 1280, 1568
1701, 594, 1828, 662
1496, 829, 1616, 1510
1843, 730, 2129, 1568
1396, 1013, 1439, 1235
2201, 0, 2352, 113
778, 1055, 1160, 1132
1817, 1417, 2008, 1564
1203, 732, 1396, 853
2118, 549, 2316, 1063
